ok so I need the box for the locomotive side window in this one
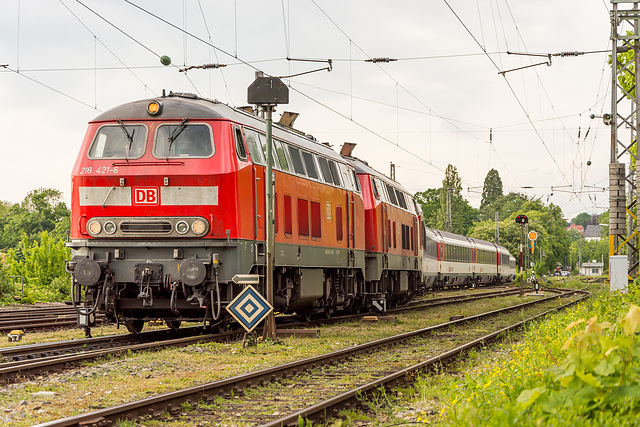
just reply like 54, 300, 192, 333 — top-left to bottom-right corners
396, 189, 408, 209
298, 198, 309, 236
370, 176, 380, 199
88, 124, 147, 159
336, 205, 343, 241
243, 129, 264, 165
234, 127, 247, 160
386, 183, 399, 206
301, 151, 319, 180
273, 139, 290, 171
328, 160, 342, 187
317, 156, 334, 185
288, 146, 307, 176
310, 201, 322, 238
284, 195, 292, 235
154, 124, 213, 158
258, 133, 281, 169
351, 170, 361, 193
338, 163, 354, 191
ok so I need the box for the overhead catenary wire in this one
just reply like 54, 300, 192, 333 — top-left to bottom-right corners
75, 0, 201, 96
308, 0, 523, 189
442, 0, 590, 212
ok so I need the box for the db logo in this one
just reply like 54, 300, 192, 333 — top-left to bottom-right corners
133, 187, 160, 205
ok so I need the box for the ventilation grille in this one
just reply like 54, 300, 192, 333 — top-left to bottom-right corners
120, 221, 172, 233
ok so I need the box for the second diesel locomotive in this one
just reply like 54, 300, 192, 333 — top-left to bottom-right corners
66, 92, 515, 333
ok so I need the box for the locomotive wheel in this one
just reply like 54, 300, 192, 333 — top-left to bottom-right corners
125, 319, 145, 334
166, 320, 181, 330
216, 321, 229, 333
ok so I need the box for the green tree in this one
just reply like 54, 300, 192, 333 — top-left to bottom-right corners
436, 164, 477, 235
414, 188, 440, 229
479, 169, 503, 220
468, 195, 571, 275
0, 188, 70, 251
571, 212, 592, 228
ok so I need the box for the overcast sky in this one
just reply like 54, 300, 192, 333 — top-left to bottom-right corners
0, 0, 618, 220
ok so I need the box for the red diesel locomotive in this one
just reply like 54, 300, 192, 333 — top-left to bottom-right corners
67, 91, 512, 334
68, 92, 425, 333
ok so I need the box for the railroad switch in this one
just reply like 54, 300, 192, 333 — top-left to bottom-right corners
7, 330, 24, 342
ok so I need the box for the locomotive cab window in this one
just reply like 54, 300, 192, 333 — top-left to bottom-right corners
243, 129, 264, 165
154, 123, 213, 158
88, 124, 147, 159
234, 127, 247, 160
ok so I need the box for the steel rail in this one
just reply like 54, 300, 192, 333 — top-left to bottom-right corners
263, 291, 589, 426
0, 287, 527, 384
33, 288, 587, 427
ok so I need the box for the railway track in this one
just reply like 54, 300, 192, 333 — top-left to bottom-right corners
32, 287, 587, 427
0, 287, 526, 385
0, 305, 108, 333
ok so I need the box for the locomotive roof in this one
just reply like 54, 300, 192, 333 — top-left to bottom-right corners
345, 155, 411, 194
92, 91, 348, 165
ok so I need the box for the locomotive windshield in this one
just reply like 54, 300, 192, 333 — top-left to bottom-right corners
154, 124, 214, 158
88, 124, 147, 159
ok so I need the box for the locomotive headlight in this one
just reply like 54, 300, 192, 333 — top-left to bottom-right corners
146, 101, 162, 116
88, 220, 102, 235
192, 220, 207, 235
176, 220, 189, 234
103, 221, 117, 234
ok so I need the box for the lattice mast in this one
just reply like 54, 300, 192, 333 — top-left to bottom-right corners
610, 0, 639, 276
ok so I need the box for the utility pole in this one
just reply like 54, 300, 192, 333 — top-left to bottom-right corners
445, 188, 453, 232
494, 211, 499, 243
248, 73, 288, 340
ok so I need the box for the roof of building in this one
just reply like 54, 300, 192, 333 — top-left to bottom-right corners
584, 224, 602, 239
567, 224, 584, 234
581, 262, 604, 268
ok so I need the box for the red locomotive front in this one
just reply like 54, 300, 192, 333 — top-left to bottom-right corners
68, 92, 367, 333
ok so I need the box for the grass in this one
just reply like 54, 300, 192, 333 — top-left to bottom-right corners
369, 280, 640, 426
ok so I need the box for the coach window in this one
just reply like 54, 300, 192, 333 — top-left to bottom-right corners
336, 206, 343, 241
298, 198, 309, 236
284, 195, 292, 235
328, 160, 342, 187
154, 123, 213, 158
288, 146, 307, 176
301, 151, 319, 180
242, 129, 264, 165
89, 124, 147, 159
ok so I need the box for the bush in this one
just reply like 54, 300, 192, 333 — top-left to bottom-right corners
439, 284, 640, 426
3, 231, 70, 304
